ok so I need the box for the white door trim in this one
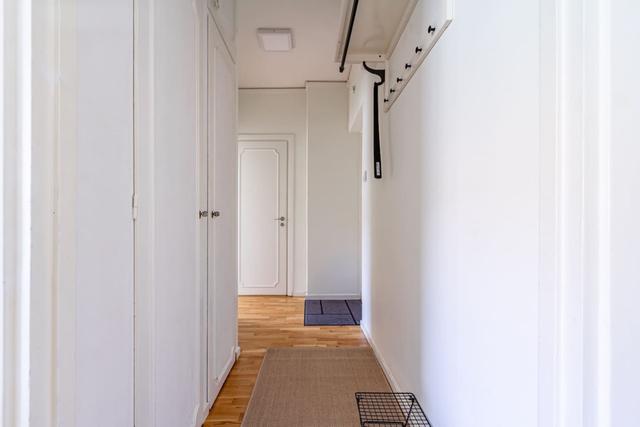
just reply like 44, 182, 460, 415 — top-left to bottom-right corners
238, 134, 295, 297
133, 0, 158, 425
2, 1, 36, 424
538, 0, 612, 425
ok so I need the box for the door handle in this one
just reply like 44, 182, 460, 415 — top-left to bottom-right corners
273, 216, 285, 221
199, 210, 208, 218
211, 211, 221, 218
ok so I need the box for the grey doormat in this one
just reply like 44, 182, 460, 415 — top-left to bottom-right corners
304, 299, 362, 326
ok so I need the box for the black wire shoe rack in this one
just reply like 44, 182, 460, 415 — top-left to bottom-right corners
355, 392, 432, 426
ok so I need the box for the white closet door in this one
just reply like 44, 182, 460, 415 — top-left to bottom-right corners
207, 15, 238, 400
197, 14, 209, 406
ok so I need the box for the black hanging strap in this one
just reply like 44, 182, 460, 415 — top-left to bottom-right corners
362, 62, 385, 179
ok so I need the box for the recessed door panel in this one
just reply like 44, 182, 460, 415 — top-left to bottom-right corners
207, 14, 239, 400
238, 140, 288, 295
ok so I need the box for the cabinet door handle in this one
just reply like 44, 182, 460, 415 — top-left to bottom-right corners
211, 211, 221, 217
199, 210, 208, 218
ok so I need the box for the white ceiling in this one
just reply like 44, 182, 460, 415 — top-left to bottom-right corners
237, 0, 415, 88
237, 0, 347, 88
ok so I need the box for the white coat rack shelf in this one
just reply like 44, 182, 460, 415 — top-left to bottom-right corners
383, 16, 452, 112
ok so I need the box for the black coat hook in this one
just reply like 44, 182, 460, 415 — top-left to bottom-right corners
415, 46, 423, 54
405, 63, 412, 69
396, 77, 403, 83
428, 26, 436, 34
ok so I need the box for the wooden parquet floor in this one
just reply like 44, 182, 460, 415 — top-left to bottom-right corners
203, 296, 369, 426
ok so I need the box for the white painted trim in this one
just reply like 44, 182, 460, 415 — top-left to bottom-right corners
384, 0, 419, 59
360, 321, 400, 392
2, 1, 34, 424
593, 2, 611, 425
537, 1, 561, 426
383, 2, 454, 111
195, 345, 237, 427
195, 0, 209, 421
334, 0, 417, 65
133, 0, 157, 425
55, 0, 78, 424
206, 0, 235, 65
305, 293, 361, 300
2, 0, 61, 424
537, 0, 614, 425
239, 88, 305, 96
17, 0, 32, 422
30, 0, 58, 424
238, 133, 296, 296
334, 0, 352, 63
342, 53, 387, 65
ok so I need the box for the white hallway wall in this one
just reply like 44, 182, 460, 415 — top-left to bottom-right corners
387, 5, 533, 424
352, 0, 640, 426
238, 83, 361, 298
610, 0, 640, 423
238, 89, 308, 295
354, 0, 540, 425
306, 82, 362, 299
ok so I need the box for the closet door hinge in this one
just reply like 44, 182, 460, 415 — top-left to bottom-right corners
132, 193, 139, 221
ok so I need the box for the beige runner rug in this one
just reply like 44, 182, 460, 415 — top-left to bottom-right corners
242, 347, 391, 427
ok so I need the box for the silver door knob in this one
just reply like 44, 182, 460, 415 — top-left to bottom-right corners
199, 210, 208, 218
211, 211, 221, 217
274, 216, 285, 221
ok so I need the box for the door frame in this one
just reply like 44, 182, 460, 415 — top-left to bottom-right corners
538, 0, 614, 425
237, 134, 295, 297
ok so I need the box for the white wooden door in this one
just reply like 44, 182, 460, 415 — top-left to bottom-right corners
207, 15, 238, 400
238, 140, 288, 295
197, 15, 209, 405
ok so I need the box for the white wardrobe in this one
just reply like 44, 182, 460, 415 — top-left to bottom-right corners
135, 1, 238, 426
203, 6, 239, 411
55, 1, 238, 426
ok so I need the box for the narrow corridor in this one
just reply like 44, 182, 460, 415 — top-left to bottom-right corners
205, 297, 369, 425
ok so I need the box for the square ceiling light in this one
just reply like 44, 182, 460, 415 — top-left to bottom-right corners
257, 28, 294, 52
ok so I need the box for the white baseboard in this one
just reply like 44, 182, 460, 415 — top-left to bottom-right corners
304, 293, 361, 300
191, 404, 201, 427
195, 394, 212, 426
195, 346, 237, 427
360, 321, 400, 392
